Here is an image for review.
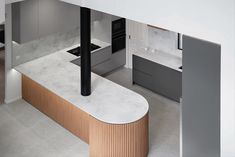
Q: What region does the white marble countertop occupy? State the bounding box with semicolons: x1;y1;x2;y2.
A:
133;48;182;72
15;40;149;124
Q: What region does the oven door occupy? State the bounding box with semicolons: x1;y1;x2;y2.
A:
112;34;126;53
112;18;126;36
0;29;4;44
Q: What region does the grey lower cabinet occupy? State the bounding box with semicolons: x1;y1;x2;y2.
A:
133;55;182;102
71;46;112;67
93;49;126;75
71;47;126;76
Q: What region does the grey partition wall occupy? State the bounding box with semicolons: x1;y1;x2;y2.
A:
182;36;220;157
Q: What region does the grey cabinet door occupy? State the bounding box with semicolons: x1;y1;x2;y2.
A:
93;48;126;75
92;46;112;67
133;55;154;75
182;35;220;157
133;69;154;91
152;63;182;102
133;54;182;102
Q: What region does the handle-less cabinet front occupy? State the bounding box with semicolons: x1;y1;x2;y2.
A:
182;36;220;157
0;0;5;24
133;55;182;102
71;46;112;68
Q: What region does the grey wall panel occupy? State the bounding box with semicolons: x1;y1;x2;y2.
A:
182;36;220;157
20;0;39;43
38;0;80;38
12;0;39;43
12;0;80;44
12;3;21;43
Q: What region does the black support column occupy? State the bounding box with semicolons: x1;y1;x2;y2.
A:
80;7;91;96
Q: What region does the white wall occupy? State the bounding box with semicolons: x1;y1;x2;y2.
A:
59;0;82;6
5;4;22;103
5;0;24;4
0;0;5;24
81;0;235;156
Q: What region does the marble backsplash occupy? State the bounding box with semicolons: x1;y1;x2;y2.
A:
12;27;80;67
147;26;182;57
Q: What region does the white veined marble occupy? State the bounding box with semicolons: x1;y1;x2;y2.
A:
15;42;149;124
133;47;182;72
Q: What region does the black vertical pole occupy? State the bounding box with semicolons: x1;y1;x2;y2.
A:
80;7;91;96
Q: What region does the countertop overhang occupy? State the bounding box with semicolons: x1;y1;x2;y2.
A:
15;40;149;124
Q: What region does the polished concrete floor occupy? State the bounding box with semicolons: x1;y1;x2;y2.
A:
0;67;179;157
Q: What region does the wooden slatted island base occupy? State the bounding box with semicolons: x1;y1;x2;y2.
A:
16;50;149;157
22;74;149;157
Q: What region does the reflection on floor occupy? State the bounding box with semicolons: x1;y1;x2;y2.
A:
0;49;4;104
0;67;179;157
0;100;89;157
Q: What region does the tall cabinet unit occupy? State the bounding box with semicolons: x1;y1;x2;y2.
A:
182;36;220;157
0;0;4;24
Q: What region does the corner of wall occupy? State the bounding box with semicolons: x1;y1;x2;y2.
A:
4;4;22;104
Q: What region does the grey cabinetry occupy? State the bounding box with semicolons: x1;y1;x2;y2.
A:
133;55;182;102
12;0;80;44
71;46;112;67
182;36;220;157
12;0;39;43
71;47;126;76
93;49;126;75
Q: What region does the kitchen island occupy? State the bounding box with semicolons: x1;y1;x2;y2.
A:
15;43;149;157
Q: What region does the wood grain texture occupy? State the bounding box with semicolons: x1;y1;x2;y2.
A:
147;24;169;31
22;75;89;143
89;113;149;157
22;75;149;156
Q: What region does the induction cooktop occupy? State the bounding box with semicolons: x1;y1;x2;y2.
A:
67;43;101;57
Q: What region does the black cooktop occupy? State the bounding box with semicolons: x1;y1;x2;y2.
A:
67;43;101;57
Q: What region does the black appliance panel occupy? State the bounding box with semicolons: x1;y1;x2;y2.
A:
112;18;126;36
112;18;126;53
112;35;126;53
0;29;4;44
67;43;100;57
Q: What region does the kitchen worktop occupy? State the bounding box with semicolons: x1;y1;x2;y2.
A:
133;48;182;72
15;41;149;124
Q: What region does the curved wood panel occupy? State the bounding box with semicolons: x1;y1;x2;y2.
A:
89;113;149;157
22;75;89;143
22;74;149;156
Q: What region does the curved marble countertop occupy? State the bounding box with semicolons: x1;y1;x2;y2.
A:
15;40;149;124
133;48;182;72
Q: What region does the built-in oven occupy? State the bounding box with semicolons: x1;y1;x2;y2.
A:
112;18;126;53
0;25;4;44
